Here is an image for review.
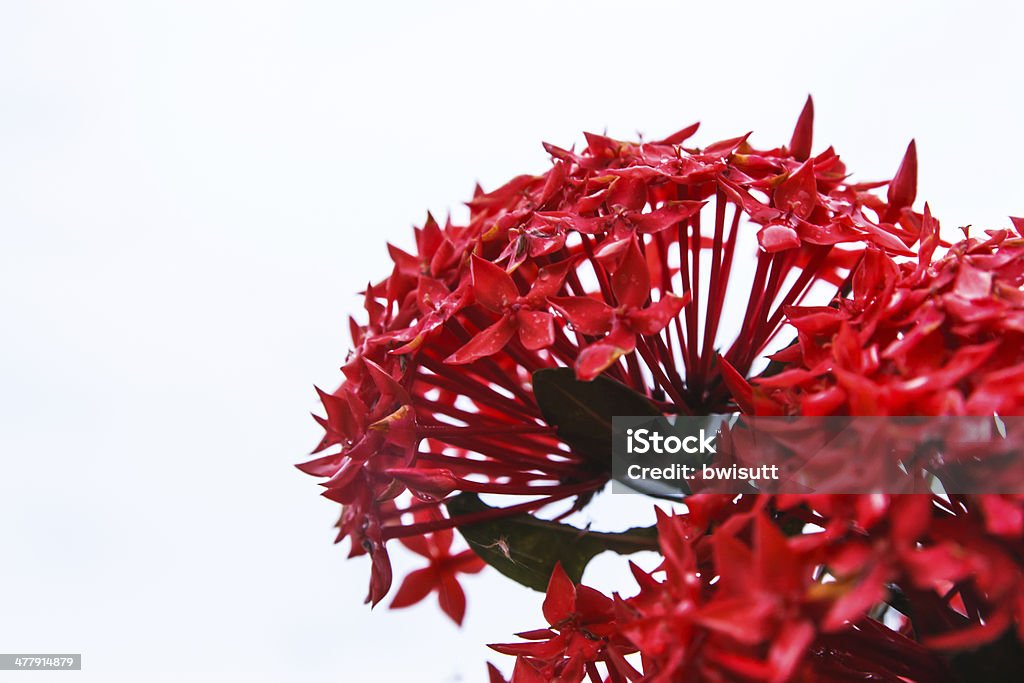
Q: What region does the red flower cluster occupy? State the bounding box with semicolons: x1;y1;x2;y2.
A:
491;498;949;682
303;98;1024;680
489;223;1024;681
389;510;485;625
494;492;1024;681
301;97;917;604
757;213;1024;416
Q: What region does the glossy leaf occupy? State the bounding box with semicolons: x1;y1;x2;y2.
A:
447;493;657;592
532;367;661;469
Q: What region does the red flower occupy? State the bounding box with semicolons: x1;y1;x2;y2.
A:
389;515;485;625
490;563;636;679
498;501;963;682
445;255;572;363
547;235;691;380
757;215;1024;416
302;96;919;610
300;96;1024;681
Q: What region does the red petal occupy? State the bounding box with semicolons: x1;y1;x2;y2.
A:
915;203;940;277
386;467;458;501
295;450;345;477
769;619;815;681
490;637;567;659
527;231;567;258
692;596;775;644
720;178;784;224
322;456;366;492
754;512;800;594
823;562;890;631
801;385;847;416
953;262;993;299
885;139;917;221
774;160;817;220
583;131;622;159
542;563;577;626
548;296;614;336
556;656;585;682
445;314;518;364
712;531;754;594
852;248;899;309
979;494;1024;537
388;242;420;274
1010;216;1024;238
574;584;614;621
576;342;628;381
757;223;802;253
703;132;751;156
889;494;932;545
390;567;438;609
431;525;455;555
363;358;410;407
788;95;814;161
510;656;550;683
398;533;432;557
611;237;651;309
524;259;573;304
471;254;518;312
592;236;632;268
416;275;452;314
900;542;974;588
628;293;690;335
537;161;567;206
717;355;754;413
487;663;509;683
833;369;883;415
437;573;468;625
516;310;555;350
606;176;647;211
793;217;862;246
653;121;700;146
313;386;360;446
784;305;843;335
429;239;457;279
555;213;608;235
452;549;487;574
514;628;557;640
632;201;707;234
367;543;393;607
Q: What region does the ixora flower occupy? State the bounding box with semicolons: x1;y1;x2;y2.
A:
303;98;1024;680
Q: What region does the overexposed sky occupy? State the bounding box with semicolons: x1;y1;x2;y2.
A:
1;2;1022;681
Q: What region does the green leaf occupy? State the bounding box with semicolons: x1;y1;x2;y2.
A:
532;367;661;472
447;492;657;592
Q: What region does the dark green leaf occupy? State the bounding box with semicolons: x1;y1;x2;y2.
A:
532;367;661;472
447;492;657;592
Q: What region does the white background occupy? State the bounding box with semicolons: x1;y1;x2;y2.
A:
1;2;1022;681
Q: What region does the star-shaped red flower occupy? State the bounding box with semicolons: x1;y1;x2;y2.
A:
389;516;485;625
